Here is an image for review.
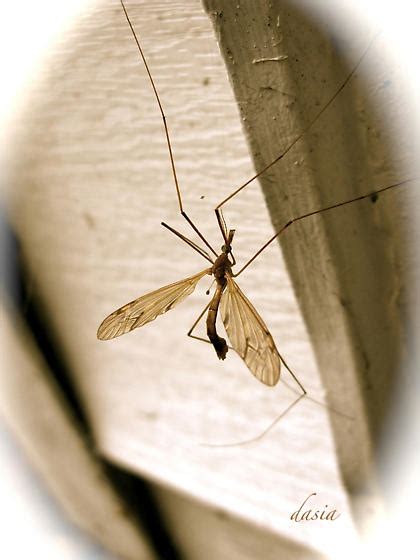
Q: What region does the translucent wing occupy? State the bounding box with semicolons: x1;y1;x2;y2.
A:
220;275;281;386
98;268;211;340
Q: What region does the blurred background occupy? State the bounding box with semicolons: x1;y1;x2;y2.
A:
1;1;419;558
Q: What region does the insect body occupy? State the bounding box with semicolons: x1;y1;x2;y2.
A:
98;226;283;386
98;1;410;402
206;236;233;362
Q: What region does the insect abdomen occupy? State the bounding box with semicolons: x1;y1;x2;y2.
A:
207;282;228;360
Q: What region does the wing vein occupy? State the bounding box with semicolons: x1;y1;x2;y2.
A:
220;275;280;386
98;268;211;340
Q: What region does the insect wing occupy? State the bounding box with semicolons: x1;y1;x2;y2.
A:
98;268;211;340
220;275;281;386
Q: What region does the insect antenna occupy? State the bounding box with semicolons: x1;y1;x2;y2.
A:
120;0;218;258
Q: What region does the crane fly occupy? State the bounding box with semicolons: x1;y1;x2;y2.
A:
98;225;285;387
98;1;411;410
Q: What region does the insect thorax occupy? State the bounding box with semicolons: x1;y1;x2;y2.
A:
212;253;232;283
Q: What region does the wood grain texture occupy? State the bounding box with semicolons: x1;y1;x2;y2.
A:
204;0;418;525
0;307;156;560
6;0;418;556
149;482;326;560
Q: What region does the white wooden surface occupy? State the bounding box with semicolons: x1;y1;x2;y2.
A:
5;0;418;557
1;307;156;559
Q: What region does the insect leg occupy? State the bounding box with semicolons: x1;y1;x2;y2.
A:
120;0;218;258
181;211;218;258
213;32;380;215
200;353;350;448
187;301;235;351
279;354;352;421
232;179;412;277
161;222;214;264
278;353;306;397
214;207;228;244
187;302;211;345
199;391;306;448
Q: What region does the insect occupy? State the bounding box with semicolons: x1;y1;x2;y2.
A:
98;1;411;410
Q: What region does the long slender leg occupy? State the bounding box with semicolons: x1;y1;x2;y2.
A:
187;302;211;344
214;207;228;244
232;179;412;277
120;0;218;258
279;353;306;397
200;352;351;448
187;301;237;351
279;354;352;420
161;222;214;264
189;305;351;421
214;32;380;213
213;208;237;265
181;211;218;259
188;308;348;447
200;390;306;448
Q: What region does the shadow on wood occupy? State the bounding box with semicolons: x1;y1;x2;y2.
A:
205;0;414;530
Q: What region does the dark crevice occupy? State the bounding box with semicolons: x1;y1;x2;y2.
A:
103;465;182;560
1;212;182;560
2;211;90;431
